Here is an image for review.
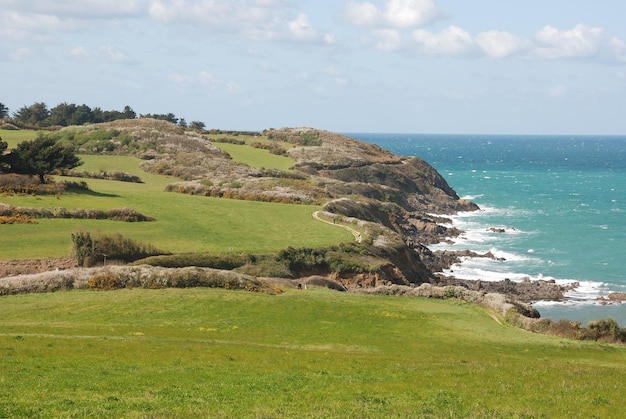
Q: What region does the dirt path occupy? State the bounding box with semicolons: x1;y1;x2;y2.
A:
312;211;362;243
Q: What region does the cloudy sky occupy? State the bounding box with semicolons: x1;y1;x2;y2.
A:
2;0;625;134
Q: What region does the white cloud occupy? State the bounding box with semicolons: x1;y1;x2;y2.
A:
475;30;530;58
0;0;146;19
288;13;316;40
607;37;626;63
412;26;474;56
384;0;439;28
344;0;440;28
287;13;335;45
149;0;332;44
534;24;603;59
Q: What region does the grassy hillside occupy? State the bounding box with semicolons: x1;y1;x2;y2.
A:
1;288;624;417
213;142;295;170
0;130;352;259
0;128;37;148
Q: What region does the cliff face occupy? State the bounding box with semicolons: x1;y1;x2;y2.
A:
260;128;477;287
281;128;477;215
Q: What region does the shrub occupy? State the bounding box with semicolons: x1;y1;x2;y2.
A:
1;203;153;222
0;174;64;195
136;253;252;270
587;318;626;342
234;260;292;278
88;273;123;291
63;170;143;183
276;246;329;276
72;231;169;267
0;214;38;224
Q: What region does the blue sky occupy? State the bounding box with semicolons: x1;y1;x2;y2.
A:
1;0;625;134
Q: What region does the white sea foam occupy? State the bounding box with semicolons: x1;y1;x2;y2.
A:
429;203;615;306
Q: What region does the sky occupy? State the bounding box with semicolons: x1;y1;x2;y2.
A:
1;0;626;135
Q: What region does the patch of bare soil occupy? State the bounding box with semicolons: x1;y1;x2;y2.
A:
0;258;76;278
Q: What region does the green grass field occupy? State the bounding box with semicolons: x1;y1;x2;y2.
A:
0;131;351;259
1;287;624;417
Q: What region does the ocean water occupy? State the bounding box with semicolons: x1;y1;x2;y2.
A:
349;133;626;325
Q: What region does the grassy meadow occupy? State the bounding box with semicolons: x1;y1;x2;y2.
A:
1;287;625;417
0;130;351;259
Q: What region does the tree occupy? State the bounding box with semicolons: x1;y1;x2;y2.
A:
122;105;136;119
12;102;50;127
0;138;8;172
190;121;206;130
69;104;94;125
0;103;8;120
7;135;82;183
141;113;179;124
47;102;77;126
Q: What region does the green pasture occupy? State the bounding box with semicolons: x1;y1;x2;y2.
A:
0;153;351;259
1;288;625;417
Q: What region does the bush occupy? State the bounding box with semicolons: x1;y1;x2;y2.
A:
276;246;329;276
0;214;38;224
63;169;143;183
1;203;154;222
587;318;626;342
0;174;65;195
88;273;123;291
136;253;252;270
72;231;169;267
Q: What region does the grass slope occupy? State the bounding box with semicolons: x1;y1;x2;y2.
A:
1;288;624;417
0;143;351;259
0;128;37;148
213;142;295;170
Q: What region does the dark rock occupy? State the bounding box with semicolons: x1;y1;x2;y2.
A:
434;276;573;302
607;292;626;301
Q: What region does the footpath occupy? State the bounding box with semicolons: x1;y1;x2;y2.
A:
312;211;362;243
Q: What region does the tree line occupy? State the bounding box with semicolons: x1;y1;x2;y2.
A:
0;101;206;130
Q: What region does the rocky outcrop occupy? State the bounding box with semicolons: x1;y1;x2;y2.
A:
433;277;578;302
354;283;540;318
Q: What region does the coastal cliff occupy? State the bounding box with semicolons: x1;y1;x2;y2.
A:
0;122;570;305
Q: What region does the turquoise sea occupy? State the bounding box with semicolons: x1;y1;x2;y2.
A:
350;133;626;325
